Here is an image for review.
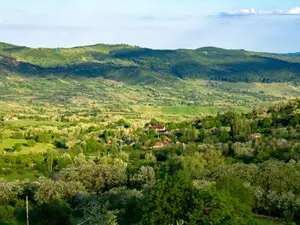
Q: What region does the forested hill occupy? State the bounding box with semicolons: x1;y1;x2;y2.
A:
1;42;300;84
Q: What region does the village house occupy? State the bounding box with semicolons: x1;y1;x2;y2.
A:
78;115;86;119
210;127;219;135
153;142;164;148
3;116;19;121
150;125;166;132
249;133;262;141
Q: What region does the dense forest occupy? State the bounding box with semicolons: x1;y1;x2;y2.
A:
0;98;300;224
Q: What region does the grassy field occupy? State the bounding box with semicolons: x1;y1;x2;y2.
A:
1;171;41;181
0;138;55;154
208;81;300;98
0;75;296;114
5;120;66;127
254;218;285;225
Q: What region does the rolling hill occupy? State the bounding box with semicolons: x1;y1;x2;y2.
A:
1;42;300;84
1;42;300;115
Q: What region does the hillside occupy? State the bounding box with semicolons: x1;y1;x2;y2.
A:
1;42;300;113
1;42;300;83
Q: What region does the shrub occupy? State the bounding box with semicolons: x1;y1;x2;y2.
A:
12;143;22;152
0;205;15;220
29;199;73;225
26;139;37;147
37;133;52;143
12;131;24;139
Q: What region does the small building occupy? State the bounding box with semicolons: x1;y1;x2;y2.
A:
249;133;262;141
150;126;166;132
210;127;218;134
153;142;164;148
3;116;18;121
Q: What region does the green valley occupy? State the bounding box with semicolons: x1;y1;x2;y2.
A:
1;42;300;225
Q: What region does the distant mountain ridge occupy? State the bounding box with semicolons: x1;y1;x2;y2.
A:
1;42;300;84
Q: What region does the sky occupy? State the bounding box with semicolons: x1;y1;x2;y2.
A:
1;0;300;53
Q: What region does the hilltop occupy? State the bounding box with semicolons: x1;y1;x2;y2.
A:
1;42;300;84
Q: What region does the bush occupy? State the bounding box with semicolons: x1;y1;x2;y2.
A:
54;139;67;149
3;169;13;175
0;205;15;220
17;169;26;175
26;139;36;147
11;131;24;139
37;133;52;143
29;199;73;225
12;143;22;152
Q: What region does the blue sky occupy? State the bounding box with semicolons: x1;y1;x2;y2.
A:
1;0;300;53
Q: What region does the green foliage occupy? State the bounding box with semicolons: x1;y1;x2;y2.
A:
216;176;253;208
82;199;118;225
12;143;22;152
0;205;15;220
85;138;103;154
140;172;193;225
140;171;254;225
0;132;4;144
26;139;36;147
11;132;24;139
0;97;300;224
37;133;52;143
29;198;73;225
149;119;160;126
2;42;300;84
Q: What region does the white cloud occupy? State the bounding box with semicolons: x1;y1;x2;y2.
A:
221;7;300;16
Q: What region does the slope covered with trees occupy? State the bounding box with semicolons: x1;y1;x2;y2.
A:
1;42;300;84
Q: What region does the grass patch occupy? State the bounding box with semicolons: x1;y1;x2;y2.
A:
161;106;216;115
0;171;41;181
253;217;285;225
6;120;66;127
0;138;55;154
0;139;27;151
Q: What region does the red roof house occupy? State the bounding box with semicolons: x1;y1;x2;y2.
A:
150;126;166;131
153;142;164;148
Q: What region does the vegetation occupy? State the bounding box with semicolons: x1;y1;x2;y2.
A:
1;42;300;84
1;42;300;115
1;42;300;224
0;97;299;224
